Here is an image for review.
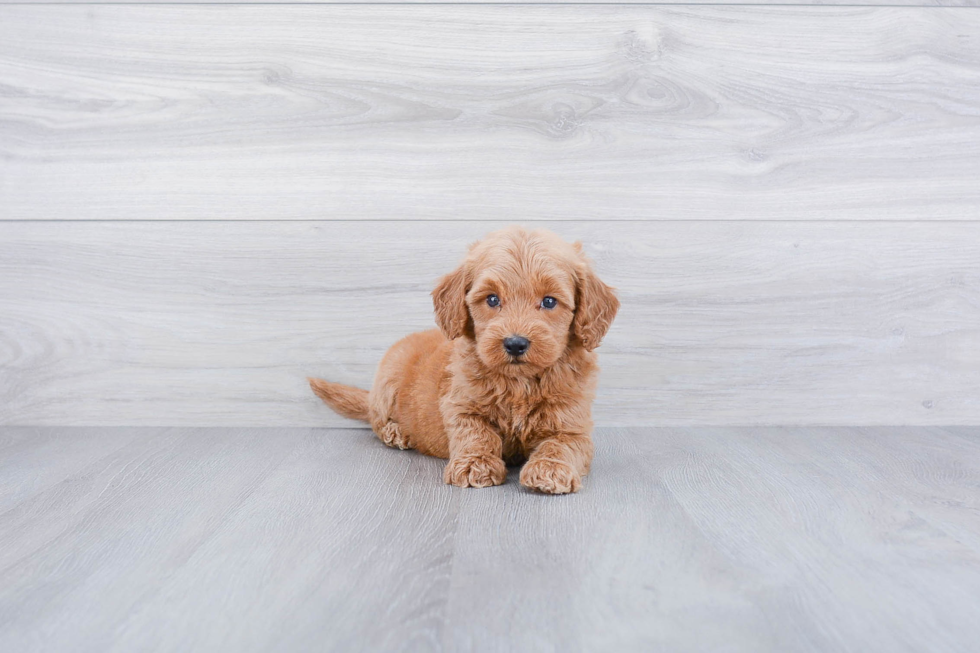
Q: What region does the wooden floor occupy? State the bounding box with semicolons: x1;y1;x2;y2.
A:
2;426;979;652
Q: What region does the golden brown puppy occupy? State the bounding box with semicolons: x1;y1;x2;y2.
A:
309;226;619;494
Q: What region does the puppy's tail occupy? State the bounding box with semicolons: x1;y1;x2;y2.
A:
307;377;370;422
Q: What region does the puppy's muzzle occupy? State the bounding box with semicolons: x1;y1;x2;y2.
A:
503;336;530;358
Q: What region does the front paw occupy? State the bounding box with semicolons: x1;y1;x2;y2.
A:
520;458;581;494
444;454;506;488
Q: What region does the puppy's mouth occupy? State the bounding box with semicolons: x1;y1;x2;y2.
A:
508;359;526;365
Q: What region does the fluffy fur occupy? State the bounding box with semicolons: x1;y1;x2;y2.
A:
309;226;619;494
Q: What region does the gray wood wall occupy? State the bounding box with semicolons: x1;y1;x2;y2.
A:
2;3;979;426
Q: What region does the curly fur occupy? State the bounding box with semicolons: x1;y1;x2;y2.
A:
309;226;619;494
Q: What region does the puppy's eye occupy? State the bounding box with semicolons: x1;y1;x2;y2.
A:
541;296;558;310
486;294;500;308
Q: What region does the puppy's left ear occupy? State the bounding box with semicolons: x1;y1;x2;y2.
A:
432;262;472;340
573;254;620;352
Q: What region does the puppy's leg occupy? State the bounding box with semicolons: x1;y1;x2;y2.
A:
368;362;411;451
443;415;507;488
520;432;593;495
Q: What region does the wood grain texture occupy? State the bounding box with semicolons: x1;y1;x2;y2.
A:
2;220;978;427
0;427;142;514
1;426;979;652
445;426;980;652
1;6;979;221
0;427;453;652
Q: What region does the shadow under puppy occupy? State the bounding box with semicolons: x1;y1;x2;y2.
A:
309;226;619;494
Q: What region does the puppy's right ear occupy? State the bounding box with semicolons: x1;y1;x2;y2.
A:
573;255;620;352
432;262;471;340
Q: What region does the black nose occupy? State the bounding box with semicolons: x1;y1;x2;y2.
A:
503;336;530;357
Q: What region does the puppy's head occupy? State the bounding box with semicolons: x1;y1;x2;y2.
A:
432;226;619;376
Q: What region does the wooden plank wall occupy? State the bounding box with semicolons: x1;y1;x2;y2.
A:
1;4;979;426
4;7;980;222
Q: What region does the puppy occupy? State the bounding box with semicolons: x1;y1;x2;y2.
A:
309;226;619;494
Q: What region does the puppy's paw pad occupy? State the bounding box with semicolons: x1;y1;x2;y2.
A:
444;454;506;488
520;459;581;494
378;422;410;450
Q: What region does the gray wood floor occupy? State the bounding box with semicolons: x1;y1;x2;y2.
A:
2;426;979;652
